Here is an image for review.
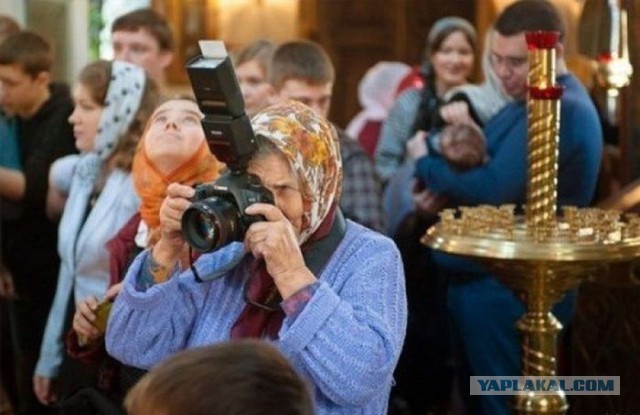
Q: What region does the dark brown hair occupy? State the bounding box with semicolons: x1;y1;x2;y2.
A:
0;31;52;78
78;60;160;171
426;17;477;57
111;8;174;52
125;340;314;415
268;40;335;90
495;0;565;41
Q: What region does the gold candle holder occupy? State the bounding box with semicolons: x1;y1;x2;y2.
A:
422;31;640;414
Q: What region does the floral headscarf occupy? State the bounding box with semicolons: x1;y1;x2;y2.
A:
251;101;342;243
231;101;343;340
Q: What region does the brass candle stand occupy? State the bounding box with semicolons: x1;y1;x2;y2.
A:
422;32;640;414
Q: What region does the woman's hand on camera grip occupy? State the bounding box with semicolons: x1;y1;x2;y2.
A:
244;203;316;299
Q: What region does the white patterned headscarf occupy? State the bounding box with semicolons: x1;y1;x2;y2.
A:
251;101;342;244
59;60;146;265
74;61;147;183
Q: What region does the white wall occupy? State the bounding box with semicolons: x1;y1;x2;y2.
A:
68;0;90;80
0;0;26;25
100;0;151;58
25;0;89;83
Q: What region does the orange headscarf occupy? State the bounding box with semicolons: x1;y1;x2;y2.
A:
132;136;221;246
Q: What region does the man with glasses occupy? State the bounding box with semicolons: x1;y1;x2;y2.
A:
414;1;602;414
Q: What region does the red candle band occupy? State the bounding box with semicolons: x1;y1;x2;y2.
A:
529;85;564;100
525;31;560;50
596;52;613;63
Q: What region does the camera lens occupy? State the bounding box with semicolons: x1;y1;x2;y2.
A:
181;197;240;252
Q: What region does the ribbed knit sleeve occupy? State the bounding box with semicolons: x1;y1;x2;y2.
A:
105;225;407;414
106;251;193;368
279;230;407;407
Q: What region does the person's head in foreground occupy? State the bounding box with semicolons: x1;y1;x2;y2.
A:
125;340;314;415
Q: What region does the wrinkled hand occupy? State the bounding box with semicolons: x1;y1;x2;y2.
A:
406;130;428;161
0;267;16;299
412;183;448;218
439;101;474;125
244;203;316;299
33;374;57;406
155;183;194;264
73;295;101;343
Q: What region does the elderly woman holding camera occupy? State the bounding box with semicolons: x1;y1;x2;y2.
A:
106;101;407;414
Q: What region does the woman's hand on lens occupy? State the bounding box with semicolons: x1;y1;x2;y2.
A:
73;295;100;341
244;203;316;299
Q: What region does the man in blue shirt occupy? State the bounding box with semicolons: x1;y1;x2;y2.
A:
414;1;603;414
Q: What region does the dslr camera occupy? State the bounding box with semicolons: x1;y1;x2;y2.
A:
181;41;274;253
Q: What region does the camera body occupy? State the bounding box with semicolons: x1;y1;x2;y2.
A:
181;40;274;252
182;171;274;252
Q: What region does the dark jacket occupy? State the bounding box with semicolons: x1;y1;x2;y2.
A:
2;82;76;296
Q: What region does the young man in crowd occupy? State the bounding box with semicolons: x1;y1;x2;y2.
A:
111;8;174;89
267;40;385;232
0;31;76;415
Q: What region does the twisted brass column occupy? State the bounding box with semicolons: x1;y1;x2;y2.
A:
514;32;567;413
526;32;560;242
